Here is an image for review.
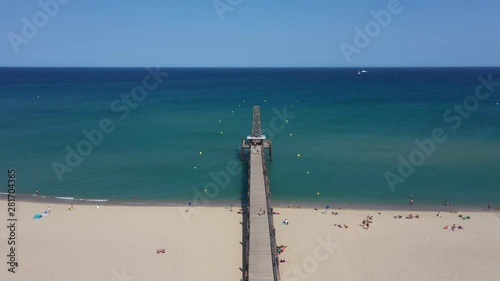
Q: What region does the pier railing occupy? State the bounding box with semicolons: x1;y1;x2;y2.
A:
261;149;280;281
243;160;251;280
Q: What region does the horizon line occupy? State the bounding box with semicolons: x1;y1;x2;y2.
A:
1;66;500;68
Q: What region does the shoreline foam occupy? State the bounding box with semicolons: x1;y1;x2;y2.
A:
1;193;497;213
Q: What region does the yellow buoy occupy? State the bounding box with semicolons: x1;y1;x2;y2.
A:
194;166;197;169
316;192;320;196
220;131;223;134
204;189;207;192
285;120;288;123
264;99;267;103
289;133;293;136
218;119;222;123
307;171;310;175
297;153;301;157
199;151;203;156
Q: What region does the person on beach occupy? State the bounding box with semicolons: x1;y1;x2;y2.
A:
409;199;414;205
47;206;50;213
436;212;441;218
35;189;39;196
96;204;100;210
487;204;491;211
230;205;233;212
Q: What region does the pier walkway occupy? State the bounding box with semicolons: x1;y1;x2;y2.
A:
242;106;279;281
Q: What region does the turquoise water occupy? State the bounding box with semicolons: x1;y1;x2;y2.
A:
1;67;499;206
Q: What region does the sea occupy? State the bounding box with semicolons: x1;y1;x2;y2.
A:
1;67;499;208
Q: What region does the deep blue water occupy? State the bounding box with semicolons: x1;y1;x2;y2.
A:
1;67;499;206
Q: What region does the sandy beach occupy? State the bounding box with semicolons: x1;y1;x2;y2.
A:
274;208;500;281
0;200;243;281
1;200;499;281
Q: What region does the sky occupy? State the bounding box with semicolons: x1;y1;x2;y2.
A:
1;0;499;67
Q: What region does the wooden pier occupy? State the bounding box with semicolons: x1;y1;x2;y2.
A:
242;106;279;281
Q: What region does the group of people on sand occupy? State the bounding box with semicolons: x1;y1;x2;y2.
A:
361;215;374;229
394;213;420;219
277;245;287;254
333;223;348;229
277;245;288;264
444;224;464;231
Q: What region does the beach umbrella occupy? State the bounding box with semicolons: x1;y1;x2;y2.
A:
326;205;330;209
33;214;42;219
